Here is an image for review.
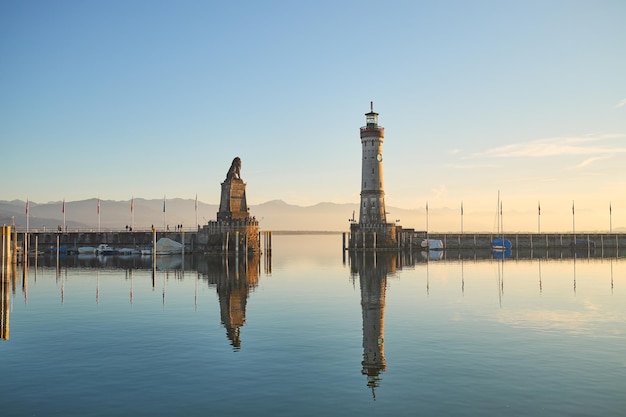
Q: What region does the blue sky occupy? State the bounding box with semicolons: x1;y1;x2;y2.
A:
2;1;625;231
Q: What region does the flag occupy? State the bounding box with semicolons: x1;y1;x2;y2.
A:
572;201;575;215
426;201;429;213
610;202;612;215
62;198;65;214
26;198;29;215
538;201;541;215
163;196;166;213
97;198;100;214
131;197;134;213
195;194;198;211
460;201;463;215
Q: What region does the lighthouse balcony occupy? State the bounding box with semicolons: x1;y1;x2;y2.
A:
360;126;384;136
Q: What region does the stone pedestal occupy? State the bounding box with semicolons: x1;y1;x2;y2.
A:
217;178;249;221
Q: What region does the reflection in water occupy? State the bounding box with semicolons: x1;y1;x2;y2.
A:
1;262;11;341
611;259;614;293
196;254;260;351
7;252;266;351
350;251;398;399
2;234;625;416
539;258;542;293
6;246;620;357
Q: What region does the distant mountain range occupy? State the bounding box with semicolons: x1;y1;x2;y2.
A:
1;198;623;233
0;198;368;232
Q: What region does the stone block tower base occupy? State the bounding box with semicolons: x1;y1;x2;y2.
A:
349;223;399;250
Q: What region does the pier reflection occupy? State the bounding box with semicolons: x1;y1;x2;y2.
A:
437;246;622;260
4;252;266;349
1;262;11;341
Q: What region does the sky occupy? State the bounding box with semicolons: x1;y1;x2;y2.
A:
1;0;625;232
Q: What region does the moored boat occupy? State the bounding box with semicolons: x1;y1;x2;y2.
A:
95;244;117;255
421;239;444;250
491;237;512;251
491;190;513;252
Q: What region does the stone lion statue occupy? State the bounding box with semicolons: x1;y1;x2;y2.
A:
226;157;242;180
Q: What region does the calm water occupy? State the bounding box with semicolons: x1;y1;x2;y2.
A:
1;235;625;416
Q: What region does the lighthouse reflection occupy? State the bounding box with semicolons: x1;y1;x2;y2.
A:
350;251;398;399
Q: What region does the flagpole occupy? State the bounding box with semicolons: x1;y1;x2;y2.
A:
98;197;101;233
63;198;66;231
26;198;29;234
538;201;541;234
426;201;429;242
195;194;198;231
572;200;576;243
163;195;166;231
131;197;135;231
609;202;612;234
461;200;463;234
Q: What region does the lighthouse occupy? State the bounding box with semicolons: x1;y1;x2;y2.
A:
359;102;387;225
349;103;400;250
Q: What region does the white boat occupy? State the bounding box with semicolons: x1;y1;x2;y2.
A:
141;247;152;256
95;244;117;255
78;246;96;254
155;237;183;255
421;239;444;250
421;250;444;260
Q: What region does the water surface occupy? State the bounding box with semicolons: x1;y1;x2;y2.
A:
1;235;624;416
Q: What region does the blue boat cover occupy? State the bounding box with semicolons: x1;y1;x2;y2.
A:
491;237;512;249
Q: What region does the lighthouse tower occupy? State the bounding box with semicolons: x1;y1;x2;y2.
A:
359;102;387;225
350;103;399;249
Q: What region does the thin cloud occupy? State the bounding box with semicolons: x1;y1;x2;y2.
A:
615;98;626;109
444;162;500;169
573;155;612;169
469;134;626;159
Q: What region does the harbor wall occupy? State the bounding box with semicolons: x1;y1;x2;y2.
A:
346;230;626;252
12;230;626;254
423;232;625;249
18;224;262;254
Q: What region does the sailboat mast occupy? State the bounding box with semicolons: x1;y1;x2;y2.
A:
500;201;504;239
497;190;501;236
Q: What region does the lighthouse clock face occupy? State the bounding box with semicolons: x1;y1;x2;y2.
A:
376;153;382;162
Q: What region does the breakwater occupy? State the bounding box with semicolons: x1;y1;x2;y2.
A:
4;229;626;256
25;230;625;251
2;227;271;261
344;230;625;253
423;232;624;250
25;230;194;252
